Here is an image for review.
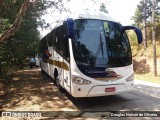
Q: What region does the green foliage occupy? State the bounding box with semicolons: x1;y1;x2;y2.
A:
0;0;23;17
0;0;24;33
131;6;143;28
131;0;160;59
0;1;15;74
126;30;138;46
99;3;108;14
131;0;160;28
127;30;143;57
127;29;160;58
0;38;19;83
0;19;11;33
0;0;41;80
0;0;67;82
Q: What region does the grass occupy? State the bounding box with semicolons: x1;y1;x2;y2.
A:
135;73;160;84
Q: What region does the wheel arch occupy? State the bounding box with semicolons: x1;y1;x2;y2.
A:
54;68;58;79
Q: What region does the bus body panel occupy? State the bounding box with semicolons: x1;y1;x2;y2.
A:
42;46;71;93
69;38;134;97
41;62;50;74
70;66;134;97
48;46;54;77
87;83;132;97
70;80;133;97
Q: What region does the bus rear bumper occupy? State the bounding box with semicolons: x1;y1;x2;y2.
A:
87;83;133;97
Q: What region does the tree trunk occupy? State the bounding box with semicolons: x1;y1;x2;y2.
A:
0;0;34;43
143;0;147;51
152;0;157;76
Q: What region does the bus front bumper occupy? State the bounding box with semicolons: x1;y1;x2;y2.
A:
87;84;132;97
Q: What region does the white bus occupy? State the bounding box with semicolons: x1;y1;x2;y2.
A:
39;10;142;97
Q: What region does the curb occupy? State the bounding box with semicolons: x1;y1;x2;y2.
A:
134;79;160;88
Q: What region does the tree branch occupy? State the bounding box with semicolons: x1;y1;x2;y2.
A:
0;0;35;43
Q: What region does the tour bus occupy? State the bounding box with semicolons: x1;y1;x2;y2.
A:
39;10;142;97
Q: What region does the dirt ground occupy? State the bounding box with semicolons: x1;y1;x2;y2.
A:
0;67;85;119
1;67;77;112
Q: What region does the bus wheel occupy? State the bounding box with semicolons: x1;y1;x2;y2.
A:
55;76;64;92
41;68;44;73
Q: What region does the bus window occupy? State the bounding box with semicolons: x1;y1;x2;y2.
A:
53;25;70;61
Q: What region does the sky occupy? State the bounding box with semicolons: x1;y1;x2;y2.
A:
107;0;141;25
65;0;141;25
39;0;141;37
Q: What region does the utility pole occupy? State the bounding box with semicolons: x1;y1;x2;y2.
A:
143;0;147;51
152;0;157;76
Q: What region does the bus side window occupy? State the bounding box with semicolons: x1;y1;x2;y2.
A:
59;25;70;61
52;30;54;47
63;35;69;60
53;25;70;61
41;37;48;59
57;26;63;53
48;31;53;47
62;24;70;60
54;28;59;51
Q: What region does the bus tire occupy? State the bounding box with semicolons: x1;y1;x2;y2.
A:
54;70;64;92
41;68;45;73
55;76;64;92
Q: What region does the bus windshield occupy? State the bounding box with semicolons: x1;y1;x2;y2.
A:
72;19;132;68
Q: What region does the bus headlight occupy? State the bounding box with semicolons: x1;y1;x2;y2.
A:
126;74;134;81
72;75;92;85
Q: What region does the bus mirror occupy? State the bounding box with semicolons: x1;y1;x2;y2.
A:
122;26;143;44
66;18;75;39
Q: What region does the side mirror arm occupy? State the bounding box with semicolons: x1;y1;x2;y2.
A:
122;26;143;44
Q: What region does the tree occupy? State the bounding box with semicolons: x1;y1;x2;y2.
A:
99;3;108;13
0;0;66;43
131;0;160;49
0;0;33;43
152;0;157;76
131;0;160;28
0;0;41;74
0;0;67;81
131;0;160;77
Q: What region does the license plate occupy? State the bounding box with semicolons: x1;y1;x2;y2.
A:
105;87;116;92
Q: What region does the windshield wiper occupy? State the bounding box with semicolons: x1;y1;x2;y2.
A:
91;33;104;65
100;32;104;57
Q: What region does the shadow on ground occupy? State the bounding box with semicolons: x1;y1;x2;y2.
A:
2;67;76;111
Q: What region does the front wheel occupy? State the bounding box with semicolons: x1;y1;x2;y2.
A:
55;76;64;92
41;68;45;73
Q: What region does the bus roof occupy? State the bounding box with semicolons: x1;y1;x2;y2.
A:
41;10;120;39
68;9;120;23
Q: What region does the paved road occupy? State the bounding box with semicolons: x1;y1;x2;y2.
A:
56;77;160;119
49;73;160;119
